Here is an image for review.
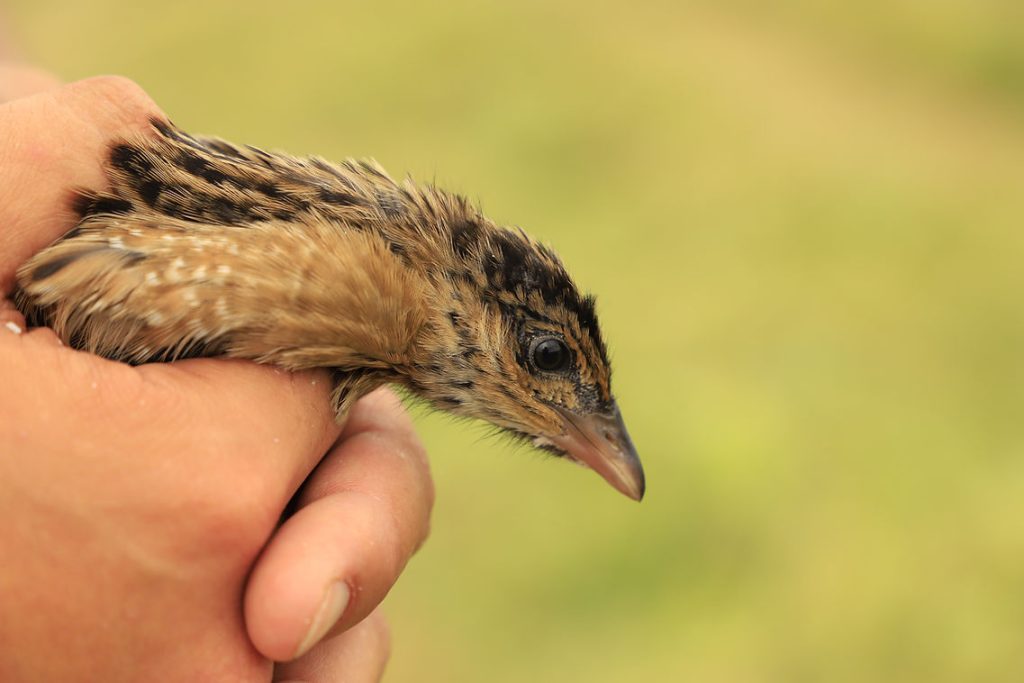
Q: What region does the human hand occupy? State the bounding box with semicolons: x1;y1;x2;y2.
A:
0;73;433;682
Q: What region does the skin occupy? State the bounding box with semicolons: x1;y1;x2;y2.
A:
0;73;434;682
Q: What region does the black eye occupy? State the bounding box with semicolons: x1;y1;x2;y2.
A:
530;336;572;373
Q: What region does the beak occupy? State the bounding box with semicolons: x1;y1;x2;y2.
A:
550;402;646;501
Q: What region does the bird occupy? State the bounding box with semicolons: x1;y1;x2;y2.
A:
13;118;645;500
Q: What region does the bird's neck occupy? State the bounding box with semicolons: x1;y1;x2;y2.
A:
219;215;475;416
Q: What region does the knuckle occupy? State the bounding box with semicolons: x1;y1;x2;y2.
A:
70;75;138;100
74;74;147;102
66;75;163;128
400;440;434;547
356;432;434;553
360;491;409;576
362;432;434;555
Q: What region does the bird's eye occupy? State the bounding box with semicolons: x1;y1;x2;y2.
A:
530;336;572;373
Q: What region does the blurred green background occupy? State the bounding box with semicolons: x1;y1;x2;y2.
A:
8;1;1024;680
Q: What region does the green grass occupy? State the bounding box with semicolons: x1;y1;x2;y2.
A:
8;1;1024;680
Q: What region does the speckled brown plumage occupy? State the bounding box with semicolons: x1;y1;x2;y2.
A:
14;119;644;499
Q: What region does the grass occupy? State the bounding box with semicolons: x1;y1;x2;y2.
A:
8;1;1024;680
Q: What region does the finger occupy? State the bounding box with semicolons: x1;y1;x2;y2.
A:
134;358;343;500
273;609;390;683
0;75;162;292
0;63;61;103
244;388;433;661
2;316;342;522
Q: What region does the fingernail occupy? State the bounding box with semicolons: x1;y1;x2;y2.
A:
295;581;350;658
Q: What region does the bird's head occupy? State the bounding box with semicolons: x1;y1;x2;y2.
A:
400;206;645;500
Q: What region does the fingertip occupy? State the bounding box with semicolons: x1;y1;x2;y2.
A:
245;491;402;663
244;394;433;659
293;580;351;659
273;609;391;682
245;496;358;661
